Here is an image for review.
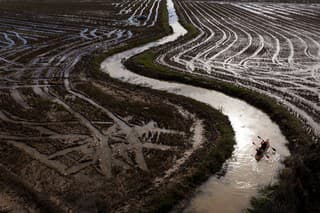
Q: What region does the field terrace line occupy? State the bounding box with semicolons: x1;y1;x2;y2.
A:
115;0;161;26
157;0;320;138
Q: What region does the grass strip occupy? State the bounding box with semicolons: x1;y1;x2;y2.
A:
84;1;236;211
124;1;319;212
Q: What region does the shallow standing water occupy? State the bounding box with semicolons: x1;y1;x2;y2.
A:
101;0;290;212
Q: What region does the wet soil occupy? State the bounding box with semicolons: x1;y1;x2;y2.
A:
0;1;228;211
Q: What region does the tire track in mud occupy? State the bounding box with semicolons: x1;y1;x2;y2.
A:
100;1;292;211
0;2;207;210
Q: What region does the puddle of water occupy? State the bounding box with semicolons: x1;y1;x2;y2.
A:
101;0;290;212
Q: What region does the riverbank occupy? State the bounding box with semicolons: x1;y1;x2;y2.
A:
0;0;236;212
125;0;320;212
76;56;235;211
84;1;235;212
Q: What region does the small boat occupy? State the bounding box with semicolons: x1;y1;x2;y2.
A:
255;140;270;161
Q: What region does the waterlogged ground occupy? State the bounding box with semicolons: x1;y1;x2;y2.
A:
0;0;223;212
101;0;290;211
0;0;317;212
157;0;320;138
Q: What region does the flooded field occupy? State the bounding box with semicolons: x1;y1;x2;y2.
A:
102;0;290;211
0;0;319;212
0;0;225;211
157;0;320;138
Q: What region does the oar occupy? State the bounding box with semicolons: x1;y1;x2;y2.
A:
257;136;277;152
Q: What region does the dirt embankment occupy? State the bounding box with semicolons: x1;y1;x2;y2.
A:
125;0;320;212
0;53;234;212
0;0;234;211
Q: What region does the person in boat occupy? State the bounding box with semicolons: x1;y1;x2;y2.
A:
256;139;270;156
256;139;270;158
260;139;270;151
256;148;263;157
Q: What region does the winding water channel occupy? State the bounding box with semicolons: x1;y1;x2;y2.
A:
101;0;290;212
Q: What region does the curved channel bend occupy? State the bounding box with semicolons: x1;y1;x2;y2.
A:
101;0;290;212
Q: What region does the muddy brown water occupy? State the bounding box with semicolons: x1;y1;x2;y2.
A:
101;0;290;212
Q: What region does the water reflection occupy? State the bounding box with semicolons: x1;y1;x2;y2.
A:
101;0;290;212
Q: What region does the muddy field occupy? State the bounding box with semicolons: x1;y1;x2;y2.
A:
157;0;320;138
2;0;319;211
0;0;226;212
